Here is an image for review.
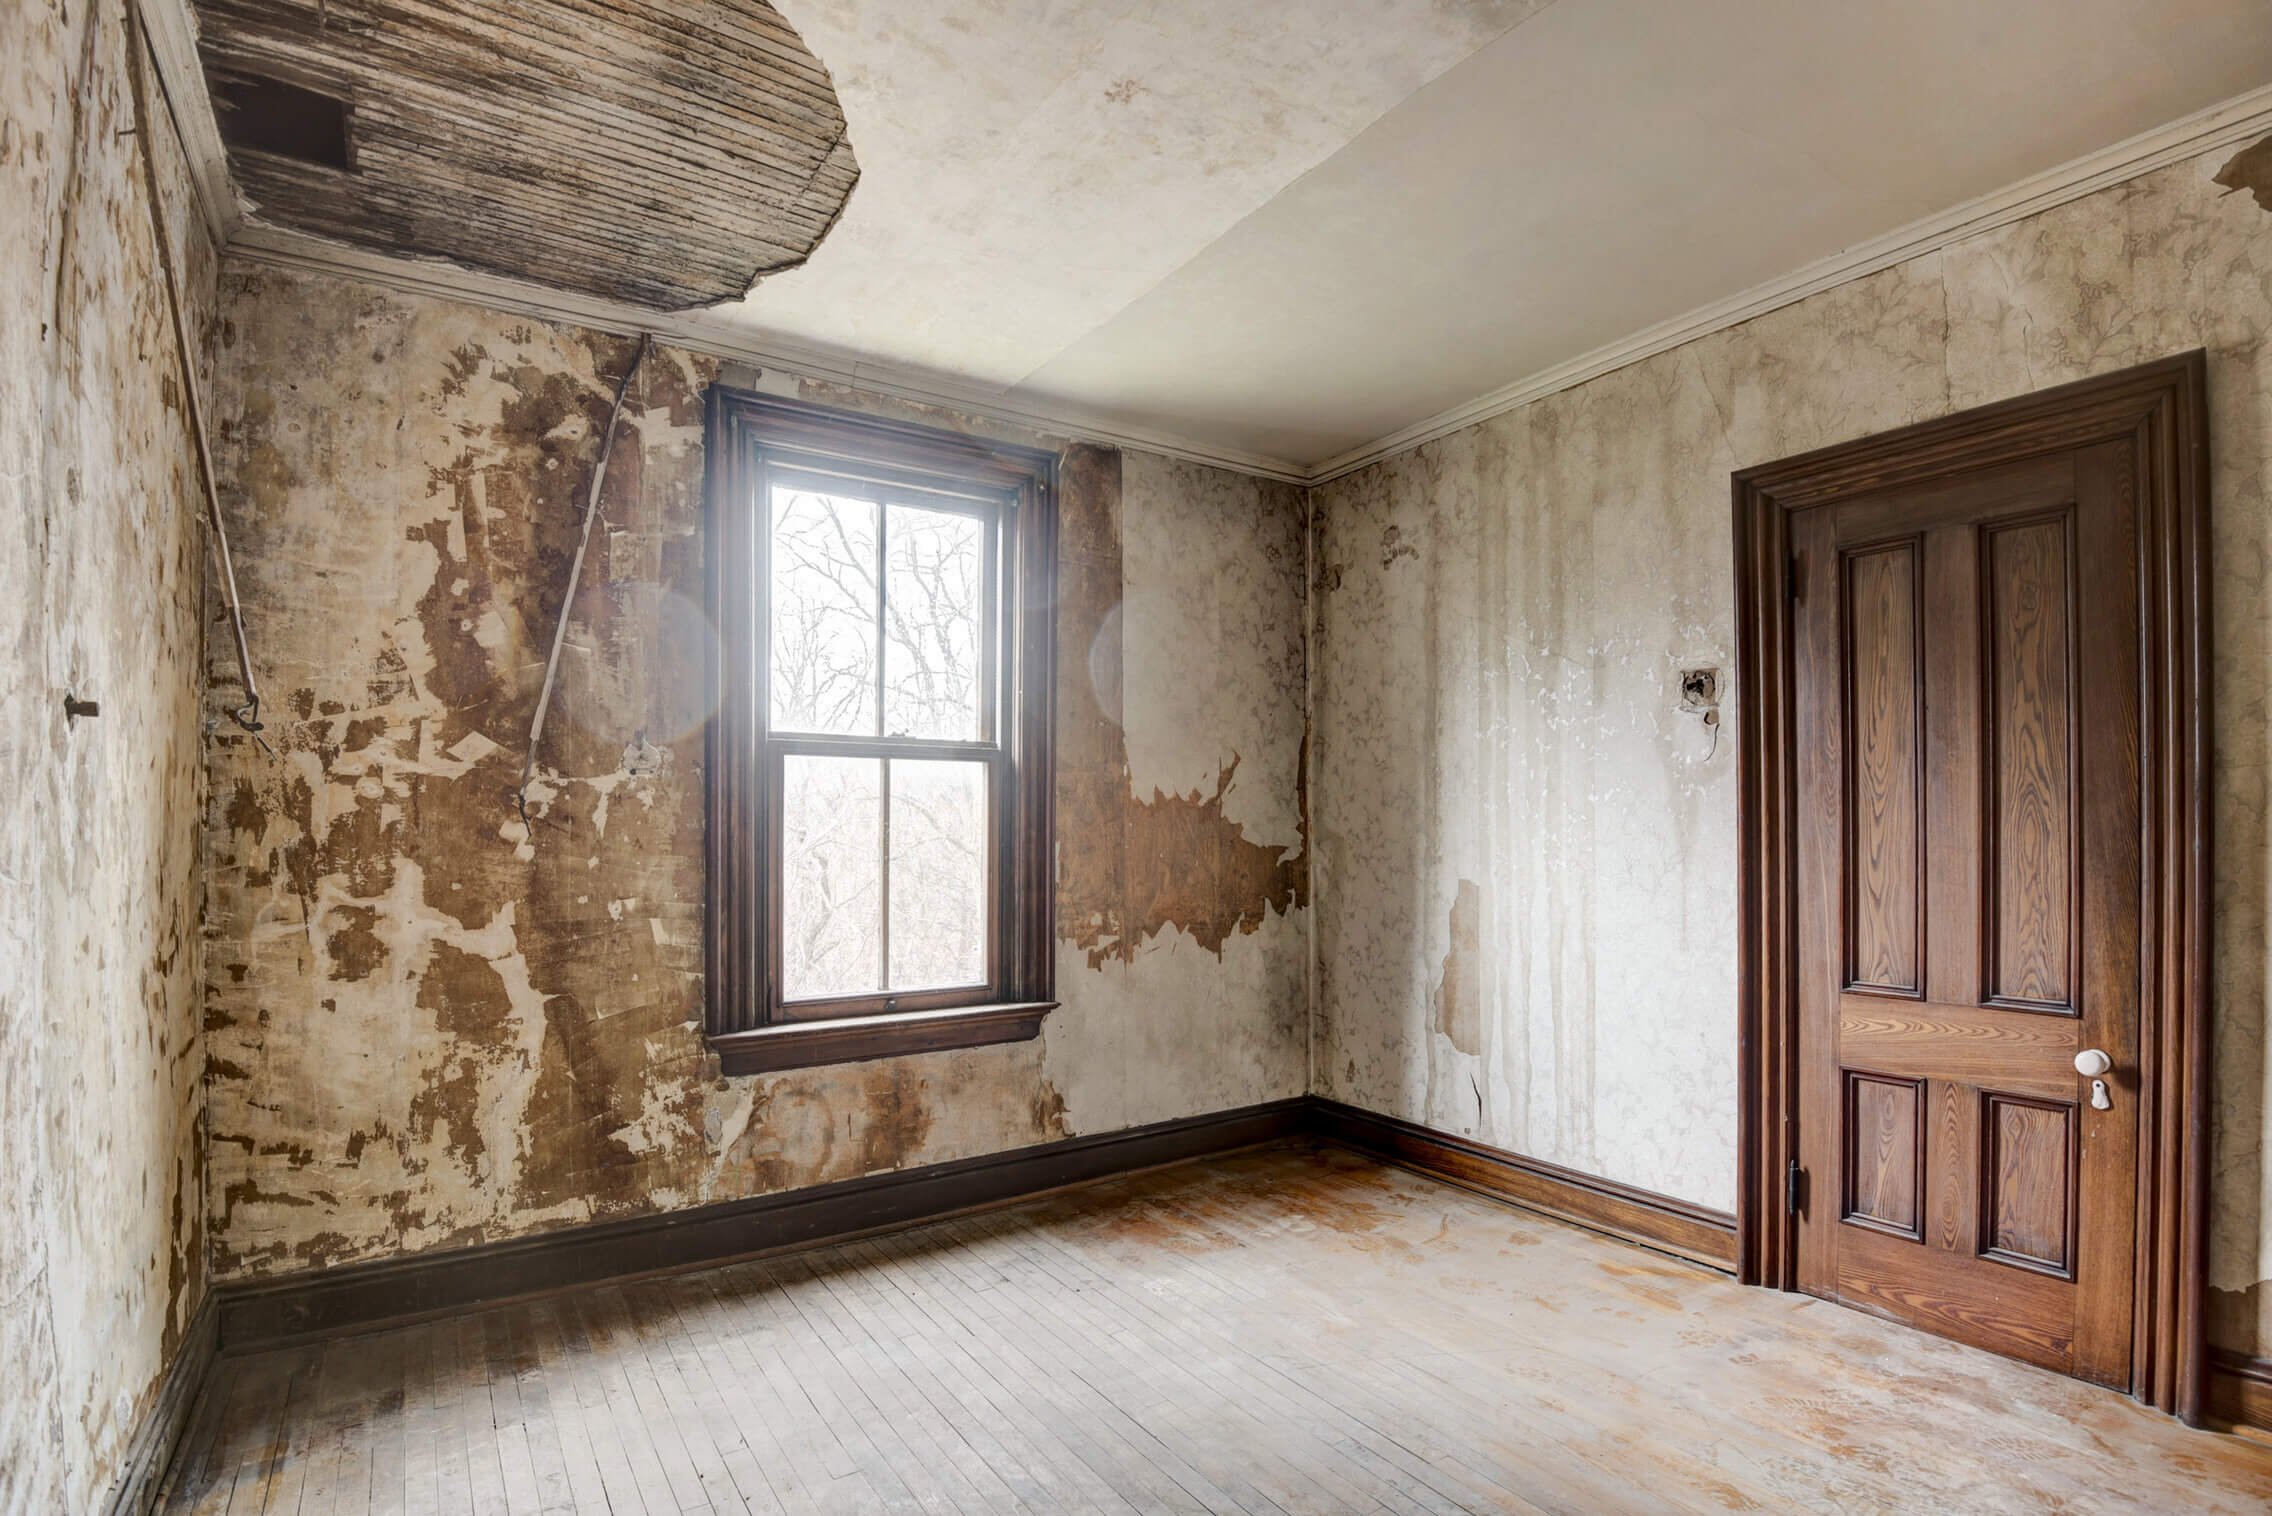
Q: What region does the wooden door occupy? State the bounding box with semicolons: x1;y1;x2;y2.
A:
1791;443;2141;1383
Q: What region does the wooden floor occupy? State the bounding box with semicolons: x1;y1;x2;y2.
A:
158;1144;2272;1514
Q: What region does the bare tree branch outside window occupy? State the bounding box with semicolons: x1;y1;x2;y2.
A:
771;488;990;999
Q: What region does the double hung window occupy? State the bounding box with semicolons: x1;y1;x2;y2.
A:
704;393;1056;1073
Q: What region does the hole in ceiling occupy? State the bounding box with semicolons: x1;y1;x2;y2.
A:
214;74;353;170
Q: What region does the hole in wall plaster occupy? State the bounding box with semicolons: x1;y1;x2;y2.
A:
1678;667;1723;758
621;731;663;777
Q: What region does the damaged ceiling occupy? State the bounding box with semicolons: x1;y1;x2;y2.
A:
725;0;2272;467
191;0;857;309
174;0;2272;469
726;0;1557;395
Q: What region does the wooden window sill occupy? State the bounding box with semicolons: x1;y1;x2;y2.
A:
708;1001;1057;1076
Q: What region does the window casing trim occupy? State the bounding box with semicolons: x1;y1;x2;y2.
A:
704;389;1057;1074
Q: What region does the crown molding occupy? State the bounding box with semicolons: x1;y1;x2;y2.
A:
222;220;1316;483
135;0;2272;493
133;0;242;247
1303;78;2272;485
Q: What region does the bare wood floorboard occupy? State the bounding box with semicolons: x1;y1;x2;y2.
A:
157;1144;2272;1514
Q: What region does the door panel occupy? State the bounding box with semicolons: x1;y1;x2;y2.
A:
1843;1071;1924;1237
1983;514;2077;1011
1794;448;2141;1387
1982;1093;2077;1275
1842;542;1924;996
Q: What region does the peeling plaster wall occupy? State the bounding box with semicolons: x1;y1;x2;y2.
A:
1308;138;2272;1358
200;268;1310;1280
1042;448;1311;1130
2;1;217;1510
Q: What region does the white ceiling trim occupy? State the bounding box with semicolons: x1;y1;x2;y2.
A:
1303;77;2272;484
133;0;242;247
141;0;2272;490
222;220;1316;483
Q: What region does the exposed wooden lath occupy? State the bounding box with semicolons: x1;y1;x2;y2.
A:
191;0;858;310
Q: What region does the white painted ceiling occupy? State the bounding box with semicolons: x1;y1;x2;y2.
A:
735;0;2272;472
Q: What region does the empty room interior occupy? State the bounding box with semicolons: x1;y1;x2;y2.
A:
15;0;2272;1510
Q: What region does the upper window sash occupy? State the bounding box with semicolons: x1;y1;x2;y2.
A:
760;460;1007;749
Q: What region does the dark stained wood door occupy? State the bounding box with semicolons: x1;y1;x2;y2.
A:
1792;442;2141;1384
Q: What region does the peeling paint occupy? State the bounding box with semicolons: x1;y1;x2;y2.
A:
1060;754;1307;970
1054;445;1308;975
1309;139;2272;1362
1432;880;1483;1057
1;0;217;1505
199;278;742;1275
2214;132;2272;213
201;271;1309;1283
1037;445;1312;1136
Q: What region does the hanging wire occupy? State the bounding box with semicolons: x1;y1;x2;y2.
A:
517;333;652;841
126;1;272;755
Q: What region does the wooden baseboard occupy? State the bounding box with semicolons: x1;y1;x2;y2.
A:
213;1098;1312;1351
101;1295;218;1516
1310;1098;1739;1272
210;1095;1741;1352
2208;1350;2272;1438
166;1092;2248;1460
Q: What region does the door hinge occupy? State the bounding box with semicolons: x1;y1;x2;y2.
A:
1786;1158;1804;1216
1786;554;1803;603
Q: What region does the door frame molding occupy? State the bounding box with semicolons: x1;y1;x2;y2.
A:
1731;351;2212;1420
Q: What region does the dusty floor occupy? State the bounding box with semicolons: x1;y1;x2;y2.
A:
157;1144;2272;1513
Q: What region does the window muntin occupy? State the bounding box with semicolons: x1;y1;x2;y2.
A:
766;479;997;744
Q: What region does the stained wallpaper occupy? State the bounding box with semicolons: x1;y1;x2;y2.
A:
1308;134;2272;1355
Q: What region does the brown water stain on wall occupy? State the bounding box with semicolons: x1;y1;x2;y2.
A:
2214;133;2272;213
205;278;1096;1281
1054;445;1308;971
715;1055;1065;1197
204;295;725;1274
417;943;515;1045
406;1054;489;1181
1114;755;1306;962
326;905;386;982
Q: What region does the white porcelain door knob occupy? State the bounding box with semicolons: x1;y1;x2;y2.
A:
2074;1049;2112;1077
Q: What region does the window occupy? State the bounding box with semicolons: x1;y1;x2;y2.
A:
705;392;1057;1073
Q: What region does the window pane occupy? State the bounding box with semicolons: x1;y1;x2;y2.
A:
770;487;879;735
782;756;883;1000
883;502;985;740
888;759;988;990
